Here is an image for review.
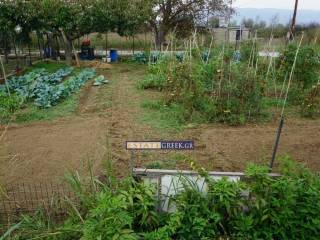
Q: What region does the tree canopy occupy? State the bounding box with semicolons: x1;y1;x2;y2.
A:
0;0;152;64
150;0;233;45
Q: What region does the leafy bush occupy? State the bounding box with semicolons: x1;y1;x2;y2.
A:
301;82;320;117
137;57;172;90
278;43;320;90
275;44;320;118
7;157;320;239
82;191;138;240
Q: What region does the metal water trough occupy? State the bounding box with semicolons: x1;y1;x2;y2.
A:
133;168;280;212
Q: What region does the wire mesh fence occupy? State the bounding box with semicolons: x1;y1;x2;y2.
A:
0;182;75;231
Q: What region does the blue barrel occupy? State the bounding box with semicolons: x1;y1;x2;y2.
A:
109;49;118;62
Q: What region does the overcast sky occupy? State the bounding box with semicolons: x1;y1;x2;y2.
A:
233;0;320;10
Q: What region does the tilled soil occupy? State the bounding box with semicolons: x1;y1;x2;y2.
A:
1;116;107;184
1;64;319;185
183;119;320;172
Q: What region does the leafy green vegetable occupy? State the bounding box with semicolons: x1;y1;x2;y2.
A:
93;75;109;86
34;68;96;108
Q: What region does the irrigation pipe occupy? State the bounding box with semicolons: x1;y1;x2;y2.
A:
269;33;304;172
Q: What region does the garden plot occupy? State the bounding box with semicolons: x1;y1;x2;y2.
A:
1;67;96;111
1;63;320;186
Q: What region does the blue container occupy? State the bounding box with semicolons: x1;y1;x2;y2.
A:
109;49;118;62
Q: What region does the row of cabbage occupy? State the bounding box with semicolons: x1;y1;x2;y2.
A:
35;69;96;107
0;67;96;108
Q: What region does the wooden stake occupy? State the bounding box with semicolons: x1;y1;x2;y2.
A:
0;55;11;96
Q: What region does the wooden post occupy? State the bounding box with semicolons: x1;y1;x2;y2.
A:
28;43;32;66
130;151;135;176
0;55;11;96
287;0;299;41
105;32;108;57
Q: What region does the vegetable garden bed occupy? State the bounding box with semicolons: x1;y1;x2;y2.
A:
0;64;97;122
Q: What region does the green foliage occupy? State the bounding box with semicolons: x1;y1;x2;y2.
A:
14;95;77;123
140;46;264;125
138;74;166;90
139;42;320;123
82;191;138;240
278;43;320;90
132;52;149;64
33;67;75;107
7;157;320;239
0;92;22;122
240;40;259;63
276;43;320;118
301;82;320;117
35;68;95;108
0;66;95;122
141;100;189;130
0;67;95;109
137;56;173;90
3;67;73;103
7;69;47;99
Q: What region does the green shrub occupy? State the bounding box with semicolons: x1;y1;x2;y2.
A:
0;92;22;122
137;74;166;90
7;157;320;239
301;82;320;118
82;191;138;240
145;51;264;125
278;44;319;90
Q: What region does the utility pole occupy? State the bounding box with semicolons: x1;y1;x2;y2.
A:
287;0;299;41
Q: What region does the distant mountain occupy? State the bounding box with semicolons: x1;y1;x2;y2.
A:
232;8;320;25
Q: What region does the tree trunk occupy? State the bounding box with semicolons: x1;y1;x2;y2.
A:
36;32;43;60
154;28;166;49
65;39;73;66
55;36;61;58
14;42;19;71
28;43;32;66
105;33;108;57
4;40;9;64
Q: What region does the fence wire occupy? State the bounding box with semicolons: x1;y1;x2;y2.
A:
0;182;75;231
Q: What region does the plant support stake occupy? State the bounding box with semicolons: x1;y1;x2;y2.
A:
270;117;284;172
269;33;304;172
0;55;11;96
